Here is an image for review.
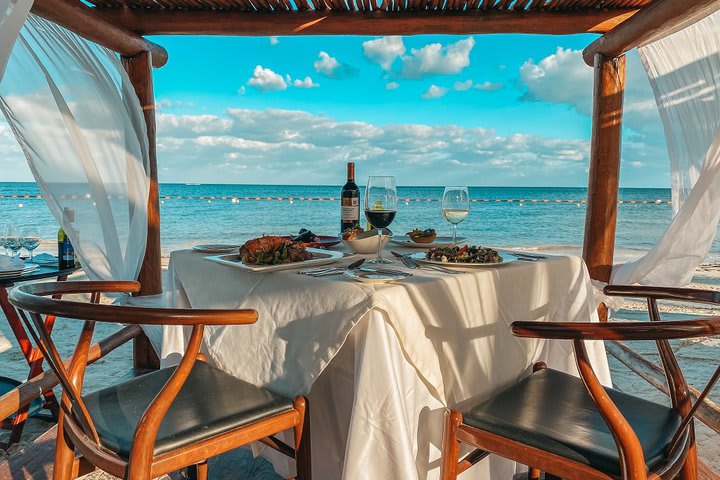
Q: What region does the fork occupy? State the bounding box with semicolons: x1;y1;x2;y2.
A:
300;258;366;276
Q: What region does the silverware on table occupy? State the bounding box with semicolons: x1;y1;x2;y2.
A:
299;258;366;277
390;251;459;274
503;250;548;260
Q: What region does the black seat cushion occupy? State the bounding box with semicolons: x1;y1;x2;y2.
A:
463;368;681;478
79;361;293;458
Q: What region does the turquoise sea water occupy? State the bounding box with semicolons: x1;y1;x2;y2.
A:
2;182;717;261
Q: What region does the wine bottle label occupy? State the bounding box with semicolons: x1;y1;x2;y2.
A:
341;205;359;221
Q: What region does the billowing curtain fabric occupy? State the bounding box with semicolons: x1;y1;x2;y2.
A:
612;11;720;286
0;0;31;77
0;14;150;281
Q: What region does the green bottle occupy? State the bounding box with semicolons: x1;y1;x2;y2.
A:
57;208;76;269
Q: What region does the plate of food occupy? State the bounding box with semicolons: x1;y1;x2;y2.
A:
412;245;516;267
204;236;343;272
283;229;341;249
390;229;466;249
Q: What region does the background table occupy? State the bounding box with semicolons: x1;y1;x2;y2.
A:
155;249;611;479
0;262;79;447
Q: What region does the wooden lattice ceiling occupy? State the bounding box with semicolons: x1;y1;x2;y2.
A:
82;0;656;14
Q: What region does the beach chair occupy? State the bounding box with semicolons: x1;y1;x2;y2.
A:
8;280;311;480
440;285;720;480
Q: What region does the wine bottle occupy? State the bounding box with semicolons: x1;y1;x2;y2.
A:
57;207;77;269
340;162;360;233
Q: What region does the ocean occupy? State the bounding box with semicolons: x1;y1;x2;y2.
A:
1;182;716;260
1;182;718;465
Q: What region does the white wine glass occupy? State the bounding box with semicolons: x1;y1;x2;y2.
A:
442;186;470;245
20;227;41;262
364;176;397;264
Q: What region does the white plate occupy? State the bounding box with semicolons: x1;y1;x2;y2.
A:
204;248;344;273
390;236;467;249
193;244;240;254
0;264;38;276
343;269;411;284
411;252;516;268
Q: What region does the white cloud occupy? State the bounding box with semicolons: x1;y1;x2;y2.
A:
362;36;406;71
475;81;503;91
520;48;594;115
269;36;279;45
247;65;287;92
147;107;599;185
518;47;661;132
401;37;475;79
293;76;320;89
451;80;503;92
421;85;447;99
156;99;196;110
385;81;400;90
313;51;351;78
453;80;473;91
0;103;668;186
238;86;246;95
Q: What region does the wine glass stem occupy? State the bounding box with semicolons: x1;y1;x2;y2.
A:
376;231;382;262
452;224;458;245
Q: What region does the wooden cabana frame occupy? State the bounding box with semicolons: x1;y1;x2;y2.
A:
5;2;720;476
23;0;712;364
0;0;720;480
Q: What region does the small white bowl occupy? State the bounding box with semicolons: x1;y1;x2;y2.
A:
342;231;392;254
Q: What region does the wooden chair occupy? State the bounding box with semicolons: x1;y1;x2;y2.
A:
440;285;720;480
8;280;311;480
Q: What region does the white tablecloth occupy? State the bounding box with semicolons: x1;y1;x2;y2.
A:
155;249;611;479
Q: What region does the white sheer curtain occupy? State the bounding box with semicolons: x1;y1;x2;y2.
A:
0;14;150;281
611;11;720;286
0;0;31;78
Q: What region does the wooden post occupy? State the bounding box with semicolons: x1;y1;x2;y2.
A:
123;51;161;370
583;53;625;322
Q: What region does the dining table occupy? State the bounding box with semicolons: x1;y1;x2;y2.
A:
0;260;81;447
151;245;611;480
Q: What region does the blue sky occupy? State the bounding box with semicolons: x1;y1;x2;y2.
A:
3;33;669;187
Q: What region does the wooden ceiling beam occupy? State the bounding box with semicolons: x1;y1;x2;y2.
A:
95;9;640;36
31;0;168;67
583;0;719;65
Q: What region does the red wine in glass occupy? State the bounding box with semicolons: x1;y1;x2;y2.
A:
365;210;396;229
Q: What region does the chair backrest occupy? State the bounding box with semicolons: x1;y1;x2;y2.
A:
9;280;258;466
602;286;720;478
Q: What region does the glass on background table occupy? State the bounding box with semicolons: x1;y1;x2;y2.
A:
3;223;43;261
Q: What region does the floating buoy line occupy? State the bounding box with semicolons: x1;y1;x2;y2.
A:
0;194;672;206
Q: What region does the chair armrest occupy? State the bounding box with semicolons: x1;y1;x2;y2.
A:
20;280;141;296
604;284;720;305
9;285;258;325
511;318;720;341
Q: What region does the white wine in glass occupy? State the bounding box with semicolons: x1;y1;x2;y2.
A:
442;187;470;244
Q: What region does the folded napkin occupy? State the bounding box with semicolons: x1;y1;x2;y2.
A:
33;252;58;266
0;254;25;272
